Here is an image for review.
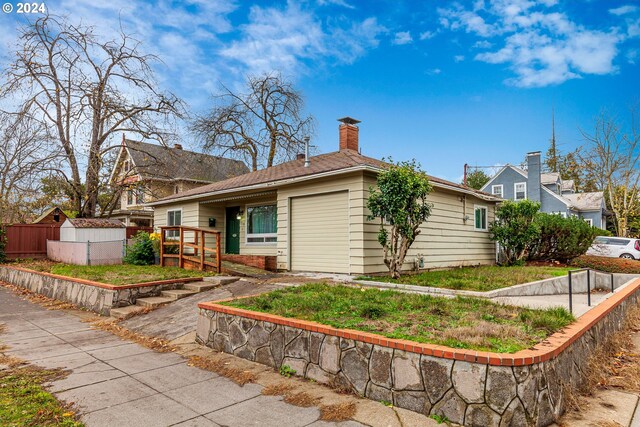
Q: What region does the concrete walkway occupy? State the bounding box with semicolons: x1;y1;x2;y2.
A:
0;286;364;427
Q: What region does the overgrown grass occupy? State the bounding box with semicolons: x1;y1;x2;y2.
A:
0;365;83;426
357;265;572;292
11;260;213;285
572;255;640;274
223;283;574;353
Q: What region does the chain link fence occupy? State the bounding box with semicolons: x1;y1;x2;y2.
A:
47;240;125;265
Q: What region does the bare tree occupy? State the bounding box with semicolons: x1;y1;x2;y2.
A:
193;73;315;171
0;15;184;218
0;111;61;223
579;108;640;237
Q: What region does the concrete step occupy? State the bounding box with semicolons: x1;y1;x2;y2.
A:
202;276;240;286
110;305;148;319
183;282;221;292
161;289;199;300
136;296;174;308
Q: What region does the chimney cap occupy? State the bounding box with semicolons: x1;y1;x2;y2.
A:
338;116;361;126
527;151;541;156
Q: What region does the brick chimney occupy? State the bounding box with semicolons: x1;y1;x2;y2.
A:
174;143;183;150
338;117;361;151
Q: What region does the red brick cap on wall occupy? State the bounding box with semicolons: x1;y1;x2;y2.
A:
198;278;640;367
2;266;203;290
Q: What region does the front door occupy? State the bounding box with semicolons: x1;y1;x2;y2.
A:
225;207;241;254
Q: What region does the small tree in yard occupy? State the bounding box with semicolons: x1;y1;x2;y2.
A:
367;160;433;279
489;200;540;266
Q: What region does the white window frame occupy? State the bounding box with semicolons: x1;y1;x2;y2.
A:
126;189;134;206
491;184;503;198
474;205;488;232
167;208;182;238
245;203;277;245
514;182;527;200
584;218;593;226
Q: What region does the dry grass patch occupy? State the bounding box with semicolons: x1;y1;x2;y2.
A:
319;402;357;422
187;355;257;385
262;382;295;396
90;319;176;353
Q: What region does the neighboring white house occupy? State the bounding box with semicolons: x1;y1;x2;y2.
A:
60;218;126;242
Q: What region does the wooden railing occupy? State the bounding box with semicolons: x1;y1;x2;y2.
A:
159;226;221;272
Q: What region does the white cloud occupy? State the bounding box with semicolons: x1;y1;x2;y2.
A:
627;48;639;64
419;30;435;40
426;68;442;75
454;55;465;62
317;0;355;9
609;5;639;16
439;0;626;87
393;31;413;45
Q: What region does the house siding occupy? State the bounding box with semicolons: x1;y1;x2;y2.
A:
579;210;605;229
362;173;496;273
482;167;528;200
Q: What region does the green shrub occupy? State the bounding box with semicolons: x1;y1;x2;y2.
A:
489;200;540;266
593;228;613;237
124;232;155;265
0;226;6;263
527;214;597;263
571;255;640;274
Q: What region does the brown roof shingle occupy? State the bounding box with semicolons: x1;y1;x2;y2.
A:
152;149;497;204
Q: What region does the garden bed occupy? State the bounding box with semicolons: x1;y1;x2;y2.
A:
572;255;640;274
221;283;573;353
7;259;213;285
356;265;570;292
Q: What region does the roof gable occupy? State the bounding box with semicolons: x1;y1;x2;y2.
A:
113;140;249;184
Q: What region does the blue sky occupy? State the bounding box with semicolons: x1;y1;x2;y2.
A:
1;0;639;182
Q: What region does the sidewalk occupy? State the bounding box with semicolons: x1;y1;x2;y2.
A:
0;286;363;427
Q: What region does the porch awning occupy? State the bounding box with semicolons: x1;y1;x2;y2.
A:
199;191;277;204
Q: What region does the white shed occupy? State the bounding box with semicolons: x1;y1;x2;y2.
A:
60;218;126;242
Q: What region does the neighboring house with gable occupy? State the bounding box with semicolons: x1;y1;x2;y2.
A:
108;139;248;227
480;151;608;229
148;117;502;274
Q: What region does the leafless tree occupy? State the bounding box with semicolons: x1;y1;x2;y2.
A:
0;15;184;218
579;107;640;237
0;111;62;223
193;72;315;171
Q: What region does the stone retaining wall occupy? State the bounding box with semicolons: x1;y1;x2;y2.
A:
0;266;199;316
197;278;640;426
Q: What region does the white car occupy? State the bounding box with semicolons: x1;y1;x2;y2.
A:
587;236;640;260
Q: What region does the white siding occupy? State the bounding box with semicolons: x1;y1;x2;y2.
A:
75;228;126;242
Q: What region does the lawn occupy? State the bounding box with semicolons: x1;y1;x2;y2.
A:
223;283;574;353
11;260;213;286
0;364;83;426
357;265;572;292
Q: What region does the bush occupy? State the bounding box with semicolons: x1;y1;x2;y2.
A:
527;214;597;263
124;231;155;265
489;200;540;266
593;228;613;237
0;226;6;263
571;255;640;274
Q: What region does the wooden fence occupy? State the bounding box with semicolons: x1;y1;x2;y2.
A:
126;226;154;239
1;224;61;259
160;226;221;272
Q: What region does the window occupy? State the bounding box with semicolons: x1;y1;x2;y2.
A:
127;189;134;206
167;209;182;238
491;185;503;198
552;211;567;218
514;182;527;200
246;204;277;244
474;205;488;231
584;218;593;226
135;188;145;204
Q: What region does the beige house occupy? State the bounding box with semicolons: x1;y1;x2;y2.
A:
109;139;248;227
148;118;501;274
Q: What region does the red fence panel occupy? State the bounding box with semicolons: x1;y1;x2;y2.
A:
2;224;61;259
126;226;154;239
